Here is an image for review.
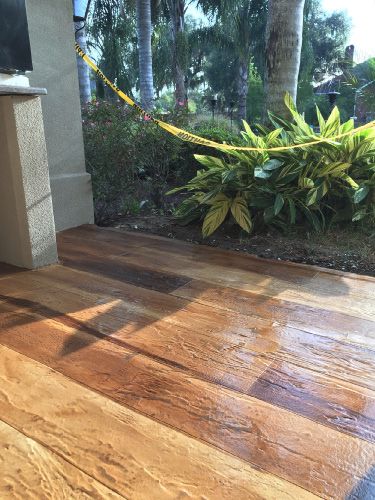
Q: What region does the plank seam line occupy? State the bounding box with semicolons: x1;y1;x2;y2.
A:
169;288;375;351
2;324;374;451
0;414;128;499
49;243;375;324
2;295;375;442
17;260;375;352
100;251;375;321
1;298;375;445
37;310;375;398
0;344;323;498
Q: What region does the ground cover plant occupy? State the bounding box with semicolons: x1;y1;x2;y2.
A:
170;95;375;237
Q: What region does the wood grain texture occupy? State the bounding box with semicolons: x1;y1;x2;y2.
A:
65;225;375;283
60;232;374;321
0;308;374;498
0;419;122;499
58;231;191;294
1;268;375;393
6;270;373;446
0;345;316;500
58;228;318;284
248;360;375;443
172;279;375;348
2;225;375;499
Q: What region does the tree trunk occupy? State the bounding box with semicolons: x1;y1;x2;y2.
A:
171;0;186;106
75;25;91;105
237;59;248;121
264;0;305;119
136;0;154;110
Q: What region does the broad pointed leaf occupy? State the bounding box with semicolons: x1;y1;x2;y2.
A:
254;167;272;179
202;196;231;237
263;159;283;171
231;195;252;232
274;193;284;215
354;185;370;204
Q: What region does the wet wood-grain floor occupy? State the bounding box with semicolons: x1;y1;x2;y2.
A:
1;225;375;499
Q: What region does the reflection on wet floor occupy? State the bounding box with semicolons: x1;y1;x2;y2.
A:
0;225;375;499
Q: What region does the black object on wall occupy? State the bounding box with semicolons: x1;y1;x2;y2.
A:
0;0;33;74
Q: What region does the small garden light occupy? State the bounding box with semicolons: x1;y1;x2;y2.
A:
73;0;92;22
315;79;341;113
211;94;218;121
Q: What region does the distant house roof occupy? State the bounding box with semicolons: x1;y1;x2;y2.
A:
314;77;343;95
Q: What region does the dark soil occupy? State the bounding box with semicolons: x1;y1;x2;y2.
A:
106;215;375;277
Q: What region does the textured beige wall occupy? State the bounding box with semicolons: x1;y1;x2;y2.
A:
0;95;58;268
26;0;94;231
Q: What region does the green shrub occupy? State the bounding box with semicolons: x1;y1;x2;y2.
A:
170;95;375;236
82;102;242;223
82;101;183;222
82;102;140;222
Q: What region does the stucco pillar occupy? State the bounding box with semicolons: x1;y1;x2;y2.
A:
27;0;95;231
0;88;58;269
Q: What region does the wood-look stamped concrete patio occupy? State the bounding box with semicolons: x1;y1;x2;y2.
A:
0;225;374;499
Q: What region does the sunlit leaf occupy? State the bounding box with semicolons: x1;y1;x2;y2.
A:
324;106;340;135
194;155;227;169
231;195;252;232
202;195;231;237
341;174;359;189
301;177;314;188
306;188;318;206
316;106;326;134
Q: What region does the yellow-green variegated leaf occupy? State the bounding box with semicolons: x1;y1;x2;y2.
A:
266;128;283;143
242;120;254;137
204;192;231;205
202;195;231;237
340;174;359;189
284;92;297;114
284;93;313;135
324;106;341;135
306;181;329;206
301;177;315;188
316;106;326;135
340;119;354;134
231;195;252;232
194;155;227;170
241;120;266;148
306;188;318;206
319;162;351;177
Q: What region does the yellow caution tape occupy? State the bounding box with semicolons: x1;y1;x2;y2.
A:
76;43;375;152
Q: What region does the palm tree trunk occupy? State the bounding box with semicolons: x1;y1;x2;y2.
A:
136;0;154;110
237;59;248;121
75;24;91;105
264;0;305;118
171;0;186;106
